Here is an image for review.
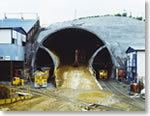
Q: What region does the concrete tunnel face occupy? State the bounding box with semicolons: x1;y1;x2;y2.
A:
35;28;113;82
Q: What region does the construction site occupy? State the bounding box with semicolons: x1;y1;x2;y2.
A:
0;13;145;111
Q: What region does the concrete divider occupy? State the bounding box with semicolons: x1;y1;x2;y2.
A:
0;96;32;105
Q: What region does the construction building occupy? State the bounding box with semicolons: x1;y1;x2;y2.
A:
126;46;145;87
0;18;40;81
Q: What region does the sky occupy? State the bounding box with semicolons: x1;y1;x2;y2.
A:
0;0;145;25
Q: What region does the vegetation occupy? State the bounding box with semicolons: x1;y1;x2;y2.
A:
114;13;121;17
74;12;144;22
129;15;132;18
136;17;143;21
122;12;127;17
78;15;100;20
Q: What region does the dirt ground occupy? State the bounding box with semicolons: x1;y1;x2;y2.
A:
0;66;144;111
0;87;141;111
55;66;101;90
0;88;118;111
0;96;82;111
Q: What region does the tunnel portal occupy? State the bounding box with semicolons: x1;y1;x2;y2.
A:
43;28;104;66
92;48;113;78
35;48;55;83
34;28;114;84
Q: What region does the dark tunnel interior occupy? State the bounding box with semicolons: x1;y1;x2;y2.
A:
43;28;104;66
35;48;55;83
92;48;113;79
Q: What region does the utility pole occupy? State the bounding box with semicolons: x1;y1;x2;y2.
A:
10;61;13;82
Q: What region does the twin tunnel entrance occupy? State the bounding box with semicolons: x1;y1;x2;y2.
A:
34;28;113;85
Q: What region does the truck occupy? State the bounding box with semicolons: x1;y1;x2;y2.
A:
34;70;49;88
99;70;108;79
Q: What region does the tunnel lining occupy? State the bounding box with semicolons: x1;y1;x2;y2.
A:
32;27;114;85
91;47;113;78
33;47;56;84
42;28;105;66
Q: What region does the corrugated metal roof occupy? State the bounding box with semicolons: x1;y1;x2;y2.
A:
0;27;26;34
0;18;38;33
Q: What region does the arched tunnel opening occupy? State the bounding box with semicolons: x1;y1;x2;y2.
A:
34;28;114;88
35;48;55;84
43;28;104;66
92;48;113;79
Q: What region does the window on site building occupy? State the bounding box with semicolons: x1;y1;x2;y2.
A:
12;38;17;45
22;42;25;46
132;54;136;67
12;30;17;45
127;56;130;66
17;33;22;46
21;34;26;46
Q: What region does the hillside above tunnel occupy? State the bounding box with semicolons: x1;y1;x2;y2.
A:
25;16;145;79
37;16;145;60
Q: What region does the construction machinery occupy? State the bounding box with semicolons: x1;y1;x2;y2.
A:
34;70;49;88
12;77;24;86
99;70;108;79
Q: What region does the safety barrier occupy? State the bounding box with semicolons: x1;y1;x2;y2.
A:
0;96;32;105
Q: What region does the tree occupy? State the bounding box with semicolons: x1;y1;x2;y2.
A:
136;17;143;21
114;13;121;17
122;12;127;17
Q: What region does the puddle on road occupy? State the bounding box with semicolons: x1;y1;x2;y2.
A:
48;88;117;107
75;91;114;105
